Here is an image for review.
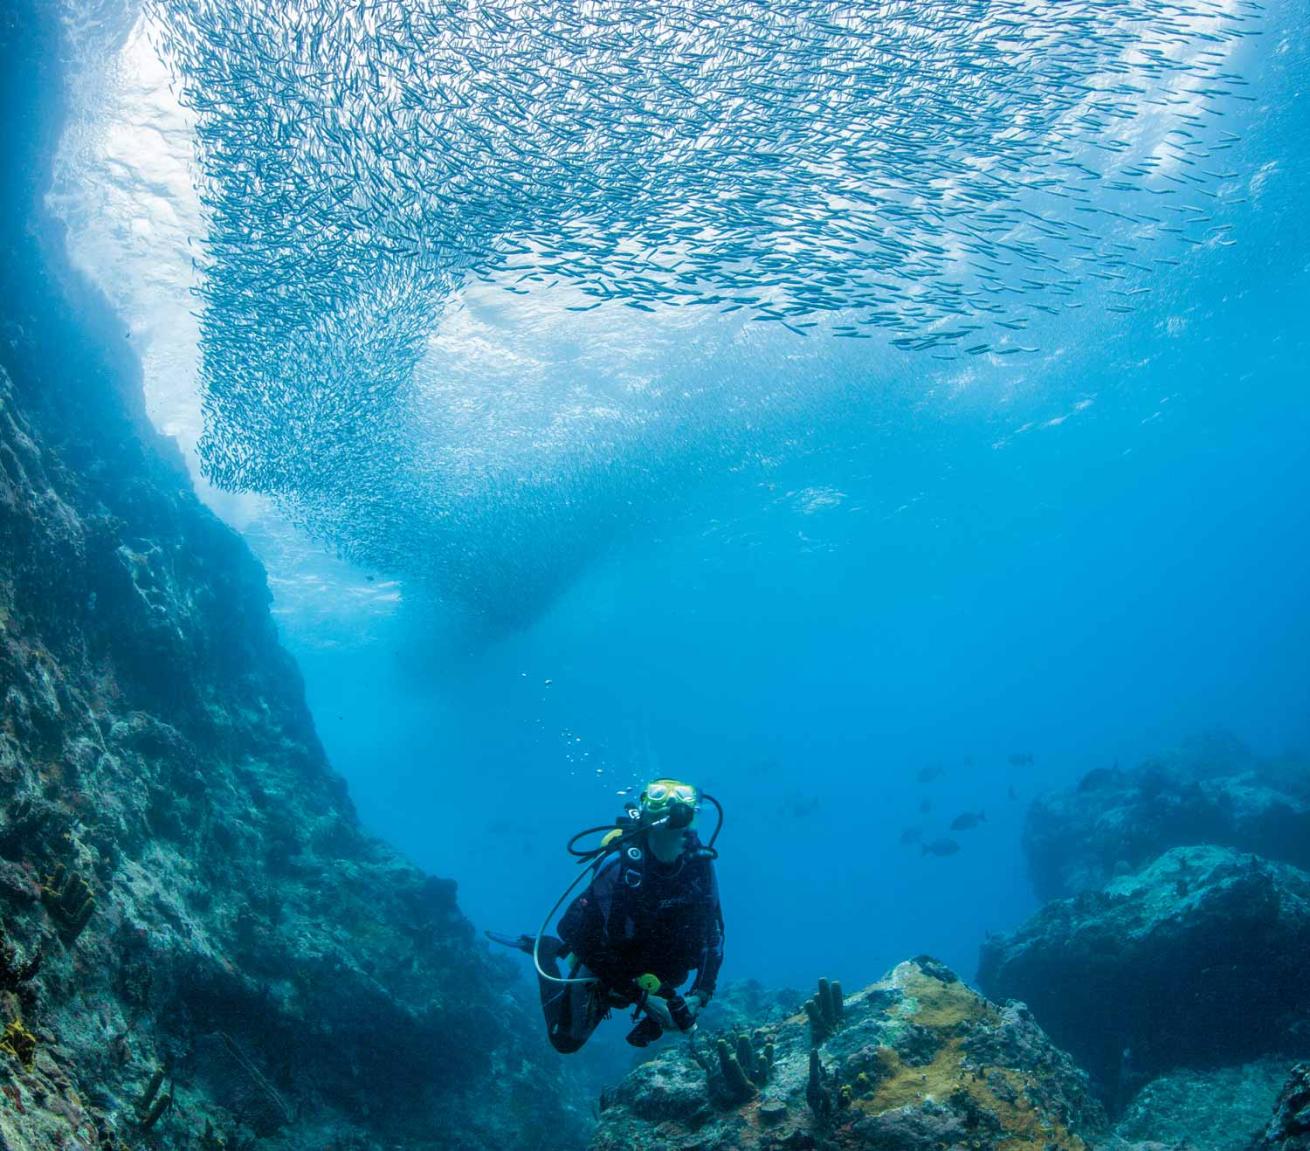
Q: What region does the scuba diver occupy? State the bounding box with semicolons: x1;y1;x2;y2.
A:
488;778;724;1053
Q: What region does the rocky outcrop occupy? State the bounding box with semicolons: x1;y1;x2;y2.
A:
1105;1058;1297;1151
591;958;1105;1151
0;360;588;1151
1249;1063;1310;1151
977;846;1310;1094
1005;737;1310;1119
1023;734;1310;902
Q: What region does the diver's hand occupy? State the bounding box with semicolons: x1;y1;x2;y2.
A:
682;995;703;1023
642;994;675;1031
681;990;712;1027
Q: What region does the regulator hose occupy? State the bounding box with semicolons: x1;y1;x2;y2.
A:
532;861;603;986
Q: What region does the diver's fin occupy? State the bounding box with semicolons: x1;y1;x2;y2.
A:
485;930;535;954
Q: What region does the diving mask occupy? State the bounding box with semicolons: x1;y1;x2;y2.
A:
640;779;699;827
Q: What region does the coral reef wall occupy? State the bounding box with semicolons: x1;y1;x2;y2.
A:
0;8;586;1150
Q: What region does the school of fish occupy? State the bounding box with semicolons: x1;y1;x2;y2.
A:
143;0;1261;600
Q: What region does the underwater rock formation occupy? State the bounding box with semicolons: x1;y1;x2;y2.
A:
1106;1058;1298;1151
1022;733;1310;902
591;957;1104;1151
1249;1063;1310;1151
978;845;1310;1095
0;365;588;1151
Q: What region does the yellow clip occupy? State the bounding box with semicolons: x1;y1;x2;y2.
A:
636;973;661;994
601;829;624;848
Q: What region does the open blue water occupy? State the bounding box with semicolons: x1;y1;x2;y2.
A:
44;0;1310;993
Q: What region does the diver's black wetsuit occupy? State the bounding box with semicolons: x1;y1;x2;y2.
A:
538;832;723;1052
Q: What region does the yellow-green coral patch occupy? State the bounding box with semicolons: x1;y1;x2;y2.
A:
847;967;1087;1151
892;966;997;1031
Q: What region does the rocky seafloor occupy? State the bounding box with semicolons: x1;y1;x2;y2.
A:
978;739;1310;1151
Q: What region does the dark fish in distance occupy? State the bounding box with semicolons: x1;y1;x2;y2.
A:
922;837;961;858
486;818;533;837
950;810;986;831
1008;752;1035;767
899;827;923;846
780;793;820;819
916;765;945;784
919;798;934;815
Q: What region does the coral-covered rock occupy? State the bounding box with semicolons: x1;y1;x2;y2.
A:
1023;733;1310;902
978;846;1310;1093
591;958;1105;1151
1249;1063;1310;1151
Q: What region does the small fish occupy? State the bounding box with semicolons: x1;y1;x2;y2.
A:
916;765;945;784
779;793;820;819
1008;752;1035;767
949;811;986;832
146;0;1256;588
922;837;961;858
899;827;923;846
918;798;934;815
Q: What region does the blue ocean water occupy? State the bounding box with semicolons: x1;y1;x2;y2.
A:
47;0;1310;998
